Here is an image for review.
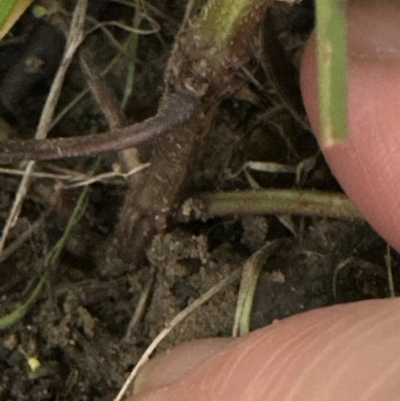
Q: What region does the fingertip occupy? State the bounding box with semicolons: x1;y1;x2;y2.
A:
300;1;400;251
129;338;233;398
127;298;400;401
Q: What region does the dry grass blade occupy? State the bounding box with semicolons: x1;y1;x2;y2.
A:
0;0;88;255
0;163;150;186
0;209;53;264
233;241;281;337
114;268;242;401
66;164;150;188
123;267;156;342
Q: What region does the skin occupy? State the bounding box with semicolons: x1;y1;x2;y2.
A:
128;298;400;401
302;0;400;252
126;1;400;400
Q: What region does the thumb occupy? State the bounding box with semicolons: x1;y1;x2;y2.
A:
301;0;400;251
127;298;400;401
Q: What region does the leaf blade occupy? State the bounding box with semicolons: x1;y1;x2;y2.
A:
316;0;348;145
0;0;33;40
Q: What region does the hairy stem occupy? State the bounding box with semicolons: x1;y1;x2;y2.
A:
199;189;363;220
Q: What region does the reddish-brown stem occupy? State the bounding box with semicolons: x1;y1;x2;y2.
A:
0;92;199;161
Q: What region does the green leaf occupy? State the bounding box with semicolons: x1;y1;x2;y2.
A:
0;0;34;40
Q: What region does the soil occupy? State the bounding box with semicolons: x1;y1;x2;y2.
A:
0;1;398;400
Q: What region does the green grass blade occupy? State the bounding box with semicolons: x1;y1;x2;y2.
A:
0;273;48;330
0;0;17;30
0;0;33;40
316;0;347;145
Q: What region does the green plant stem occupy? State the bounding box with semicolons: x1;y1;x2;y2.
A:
200;189;362;219
191;0;273;62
